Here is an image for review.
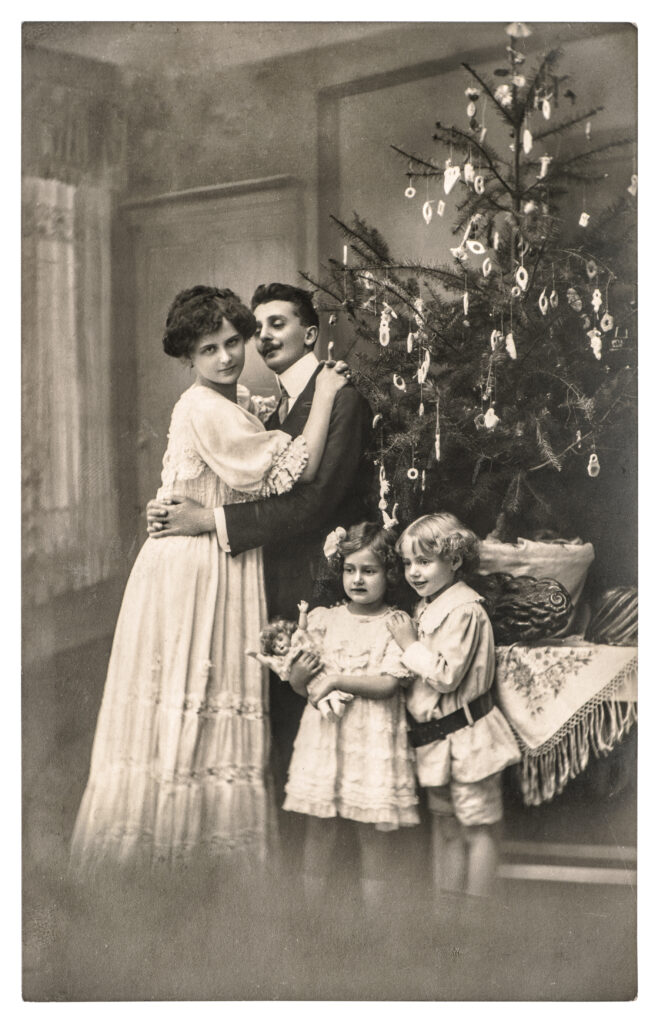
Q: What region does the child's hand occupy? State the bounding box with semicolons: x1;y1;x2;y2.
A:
387;611;418;651
307;673;343;706
289;650;322;693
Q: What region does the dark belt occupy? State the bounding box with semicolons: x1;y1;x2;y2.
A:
406;690;494;748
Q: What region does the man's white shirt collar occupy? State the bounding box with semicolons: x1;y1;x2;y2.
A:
277;351;319;409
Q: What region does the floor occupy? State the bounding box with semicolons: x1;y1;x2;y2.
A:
22;635;638;1002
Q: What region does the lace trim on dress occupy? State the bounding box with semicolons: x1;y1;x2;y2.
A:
100;760;266;786
260;435;309;496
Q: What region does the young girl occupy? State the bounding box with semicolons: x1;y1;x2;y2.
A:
70;285;348;874
387;513;521;904
282;522;419;911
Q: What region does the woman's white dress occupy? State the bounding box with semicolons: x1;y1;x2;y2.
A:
70;383;308;872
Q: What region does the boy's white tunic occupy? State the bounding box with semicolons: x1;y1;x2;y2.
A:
401;581;521;787
70;384;307;871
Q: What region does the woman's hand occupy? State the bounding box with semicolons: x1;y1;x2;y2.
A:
387;611;418;652
307;672;343;706
288;651;323;694
314;361;350;399
146;496;215;537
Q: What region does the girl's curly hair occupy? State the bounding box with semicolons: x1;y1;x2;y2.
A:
327;521;401;590
395;513;480;577
259;618;297;655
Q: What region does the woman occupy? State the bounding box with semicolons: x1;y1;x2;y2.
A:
70;285;347;874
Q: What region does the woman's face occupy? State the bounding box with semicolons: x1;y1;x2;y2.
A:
190;320;245;386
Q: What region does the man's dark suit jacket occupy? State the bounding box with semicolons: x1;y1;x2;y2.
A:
224;364;373;620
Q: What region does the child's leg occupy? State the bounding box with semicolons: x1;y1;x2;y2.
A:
462;824;499;897
354;823;394;913
427;786;467;896
302;815;338;904
453;773;504;898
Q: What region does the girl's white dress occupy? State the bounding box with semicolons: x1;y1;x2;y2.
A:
283;604;420;830
70;383;308;872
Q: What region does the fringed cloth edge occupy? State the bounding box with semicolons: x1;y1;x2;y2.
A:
507;654;638;806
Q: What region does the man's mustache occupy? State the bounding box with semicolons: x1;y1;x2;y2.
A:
259;342;282;356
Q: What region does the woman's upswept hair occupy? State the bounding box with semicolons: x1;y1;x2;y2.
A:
396;513;480;577
162;285;257;359
330;521;400;589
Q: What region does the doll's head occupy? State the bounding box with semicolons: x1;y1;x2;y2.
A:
325;521;400;607
260;618;297;657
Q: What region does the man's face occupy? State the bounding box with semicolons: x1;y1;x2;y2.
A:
253;300;316;374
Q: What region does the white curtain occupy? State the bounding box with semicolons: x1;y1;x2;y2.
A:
22;176;118;603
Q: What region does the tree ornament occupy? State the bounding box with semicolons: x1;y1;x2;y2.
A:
538;288;549;315
466;239;486;255
495;84;513;108
480;126;488;144
443;162;461;194
416;348;431;384
523;200;538;215
474;175;485;195
542;97;552;120
579;212;590;227
418;402;425;417
550;289;559;309
393;373;406;391
511;285;522;298
465;87;480;100
586;260;598;280
537;154;553;179
413;295;425;328
407;331;415;354
587;453;601;478
378;463;390;509
627;174;638;197
484;407;500;430
585;120;592;140
437;199;446;216
505;332;517;359
421;469;426;492
490;329;503;351
493;231;500;250
567;288;583;312
576;430;582;449
591;288;603;313
512;74;526;88
506;22;532;38
588;328;602;360
523;127;534;154
463;162;475;183
515;266;529;291
463;291;469;315
600;312;614;332
422;201;433;225
581;314;591;331
372;413;383;429
405;183;416;198
382;503;399;531
467;101;477;118
482;257;492;277
327;341;335;359
328;314;337;326
379;313;391;347
407;467;419;481
450;245;467;262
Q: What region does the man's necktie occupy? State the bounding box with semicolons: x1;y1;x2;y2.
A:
278;385;290;424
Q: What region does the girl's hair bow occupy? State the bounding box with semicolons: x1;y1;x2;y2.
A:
323;526;347;559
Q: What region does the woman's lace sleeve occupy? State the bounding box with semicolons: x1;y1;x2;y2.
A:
259;435;309;496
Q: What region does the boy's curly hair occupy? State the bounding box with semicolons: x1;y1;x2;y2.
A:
395;512;480;577
327;521;401;590
260;618;297;655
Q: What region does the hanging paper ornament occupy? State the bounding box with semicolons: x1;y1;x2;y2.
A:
327;341;335;359
523;128;533;154
450;245;467;262
378;464;390;509
523;200;538;215
422;201;433;225
443;163;461;194
463;162;475;183
480;126;488;144
627;174;638;197
582;314;591;331
586;260;598;280
406;331;415;354
421;470;426;492
588;328;602;360
542;97;552;120
511;285;522;298
466;239;486;255
505;332;517;359
591;289;603;314
507;45;526;65
393;374;406;391
567;288;582;312
437;200;446;216
463;291;469;315
506;22;532;38
482;257;492;278
382;503;399;531
515;266;529;291
512;74;526;88
328;314;337;326
407;467;419;481
484;407;500;430
418;402;425;417
493;231;500;250
576;430;582;449
495;84;513;108
467;101;477;118
587;453;601;478
465;87;480;100
474;176;485;195
549;289;559;309
490;329;502;351
585;121;592;140
413;296;424;327
379;319;390;347
416;349;431;385
434;399;441;461
405;184;416;198
372;413;383;429
600;312;614;332
579;212;590;227
538;288;549;315
537;154;553;179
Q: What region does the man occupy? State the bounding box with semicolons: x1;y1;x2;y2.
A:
147;282;373;816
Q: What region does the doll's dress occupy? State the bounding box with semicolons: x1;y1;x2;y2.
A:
70;383;308;873
283;604;420;830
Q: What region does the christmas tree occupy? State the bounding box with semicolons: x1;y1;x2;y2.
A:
304;23;637;548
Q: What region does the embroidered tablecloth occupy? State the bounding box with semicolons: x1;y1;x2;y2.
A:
495;642;637;805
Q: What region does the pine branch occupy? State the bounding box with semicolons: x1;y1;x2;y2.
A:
461;62;517;127
531;107;604;142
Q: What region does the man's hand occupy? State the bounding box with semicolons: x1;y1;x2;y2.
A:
386;611;418;652
146;496;215;538
288;651;323;694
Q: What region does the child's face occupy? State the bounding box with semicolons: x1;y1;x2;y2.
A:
272;634;291;656
190;319;246;387
343;547;387;608
399;539;460;600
